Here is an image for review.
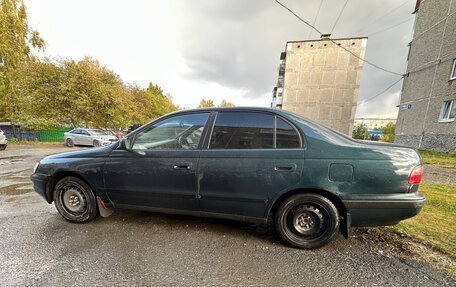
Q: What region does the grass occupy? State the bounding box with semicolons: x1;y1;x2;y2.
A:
397;183;456;256
420;150;456;168
8;140;64;146
363;182;456;278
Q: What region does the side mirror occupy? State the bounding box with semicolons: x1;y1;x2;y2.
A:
120;138;132;150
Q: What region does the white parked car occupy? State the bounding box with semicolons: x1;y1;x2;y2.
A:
64;128;118;147
0;129;7;150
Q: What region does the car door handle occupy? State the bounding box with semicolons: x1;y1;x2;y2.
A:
173;164;191;169
274;164;296;171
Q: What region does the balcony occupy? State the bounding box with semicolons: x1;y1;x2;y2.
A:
278;62;286;76
276;96;283;105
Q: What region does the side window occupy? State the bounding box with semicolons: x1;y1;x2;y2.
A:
439;100;455;122
276;117;301;148
70;129;79;134
132;113;209;150
80;130;90;136
451;59;456;80
210;112;274;149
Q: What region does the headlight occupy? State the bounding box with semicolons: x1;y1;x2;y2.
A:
33;162;40;174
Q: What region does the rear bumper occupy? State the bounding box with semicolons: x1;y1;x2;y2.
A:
31;173;52;203
342;192;425;227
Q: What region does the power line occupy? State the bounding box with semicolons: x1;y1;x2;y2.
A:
352;0;409;36
368;17;414;37
357;77;404;106
307;0;324;38
330;0;349;34
274;0;404;76
274;0;323;35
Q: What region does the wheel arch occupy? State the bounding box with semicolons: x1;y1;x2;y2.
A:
45;170;97;203
267;188;347;221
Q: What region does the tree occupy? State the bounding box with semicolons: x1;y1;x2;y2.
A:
7;57;178;130
0;1;178;130
352;123;369;140
0;0;45;121
146;82;178;119
198;99;215;108
219;99;235;107
380;122;396;143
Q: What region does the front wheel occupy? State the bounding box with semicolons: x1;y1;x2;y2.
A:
93;140;102;147
53;176;99;223
275;193;340;249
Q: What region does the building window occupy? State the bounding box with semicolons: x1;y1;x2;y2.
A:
439;100;455;122
451;59;456;80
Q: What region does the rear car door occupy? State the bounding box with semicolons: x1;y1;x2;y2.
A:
70;129;82;145
103;112;210;211
197;111;304;220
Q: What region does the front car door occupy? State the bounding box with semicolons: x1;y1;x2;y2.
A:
198;111;304;221
103;112;210;211
79;129;92;145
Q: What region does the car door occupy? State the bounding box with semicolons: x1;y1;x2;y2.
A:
80;130;93;145
103;112;210;211
198;111;304;220
70;129;82;145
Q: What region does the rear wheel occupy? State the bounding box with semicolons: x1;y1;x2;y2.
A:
93;140;101;147
275;193;339;249
53;176;99;223
66;138;74;147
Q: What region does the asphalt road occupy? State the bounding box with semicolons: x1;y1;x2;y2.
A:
0;145;454;286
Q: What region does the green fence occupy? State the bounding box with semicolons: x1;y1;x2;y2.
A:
39;127;72;142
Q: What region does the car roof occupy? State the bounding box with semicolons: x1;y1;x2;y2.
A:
176;107;276;113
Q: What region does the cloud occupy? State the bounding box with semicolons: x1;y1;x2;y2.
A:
176;0;416;116
24;0;416;113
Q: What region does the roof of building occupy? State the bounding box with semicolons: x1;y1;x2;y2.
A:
285;36;368;44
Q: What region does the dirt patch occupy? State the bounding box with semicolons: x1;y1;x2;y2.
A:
354;228;456;279
424;165;456;185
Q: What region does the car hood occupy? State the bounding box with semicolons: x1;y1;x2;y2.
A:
44;145;114;159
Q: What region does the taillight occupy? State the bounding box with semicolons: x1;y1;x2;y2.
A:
408;165;423;185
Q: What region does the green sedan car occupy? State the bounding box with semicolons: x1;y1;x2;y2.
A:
31;107;425;249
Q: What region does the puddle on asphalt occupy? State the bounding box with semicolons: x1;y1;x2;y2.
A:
0;183;33;195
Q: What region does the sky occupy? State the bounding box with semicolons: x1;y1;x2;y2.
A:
24;0;416;118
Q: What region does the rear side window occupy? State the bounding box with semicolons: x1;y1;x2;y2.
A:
210;112;274;149
276;117;300;148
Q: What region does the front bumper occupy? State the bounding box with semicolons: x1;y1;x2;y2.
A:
342;192;425;227
31;173;52;203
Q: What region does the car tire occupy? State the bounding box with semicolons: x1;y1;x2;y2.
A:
66;138;74;147
53;176;99;223
93;140;101;147
0;145;6;150
275;193;340;249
